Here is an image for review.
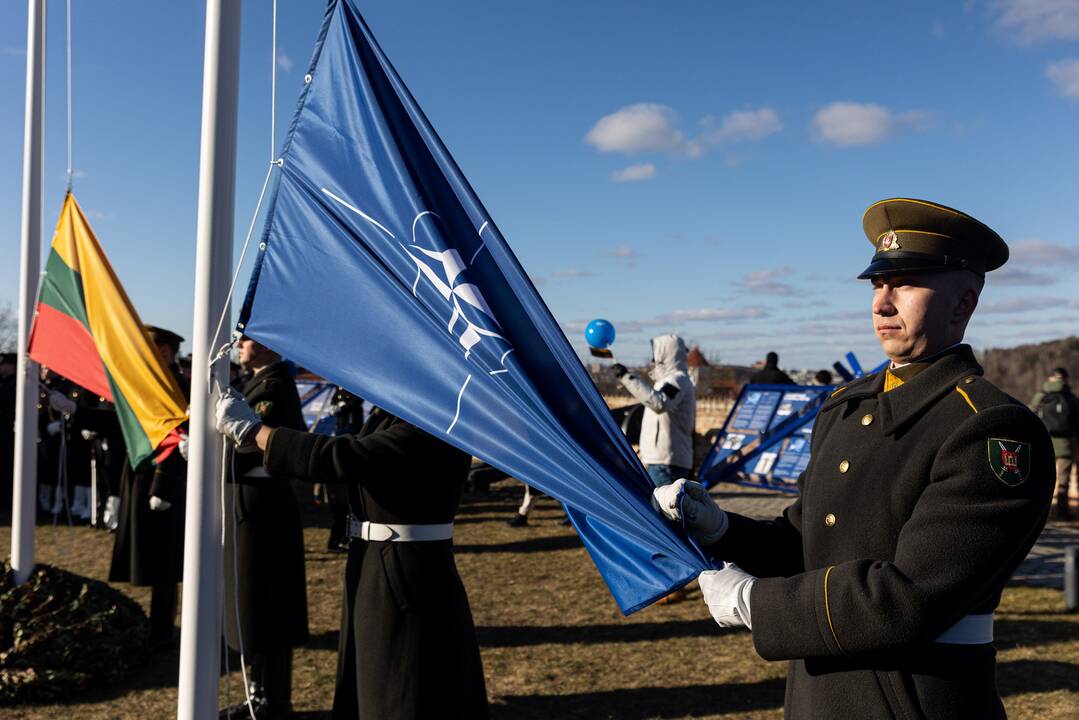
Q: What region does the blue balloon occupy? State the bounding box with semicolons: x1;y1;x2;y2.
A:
585;319;616;349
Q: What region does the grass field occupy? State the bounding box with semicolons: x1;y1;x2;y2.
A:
1;484;1077;719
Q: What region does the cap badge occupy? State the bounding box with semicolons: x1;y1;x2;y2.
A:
881;231;901;252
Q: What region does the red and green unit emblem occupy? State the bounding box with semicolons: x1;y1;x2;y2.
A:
987;438;1031;487
28;193;188;469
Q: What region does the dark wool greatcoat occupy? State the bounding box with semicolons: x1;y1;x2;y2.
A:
712;345;1054;720
223;361;309;652
264;409;488;720
109;366;188;587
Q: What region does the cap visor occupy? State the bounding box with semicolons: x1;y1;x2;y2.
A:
857;256;951;280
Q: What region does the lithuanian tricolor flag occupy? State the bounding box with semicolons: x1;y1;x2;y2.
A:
28;193;188;468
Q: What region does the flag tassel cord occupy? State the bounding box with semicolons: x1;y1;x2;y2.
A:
65;0;73;192
206;0;283;392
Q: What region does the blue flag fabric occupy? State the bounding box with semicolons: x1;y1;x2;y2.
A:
239;0;713;613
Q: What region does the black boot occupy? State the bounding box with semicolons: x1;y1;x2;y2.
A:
506;513;527;527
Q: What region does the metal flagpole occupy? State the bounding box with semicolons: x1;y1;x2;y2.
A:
177;1;240;717
11;0;46;587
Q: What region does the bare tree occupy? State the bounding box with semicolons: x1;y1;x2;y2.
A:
0;302;20;354
0;303;17;353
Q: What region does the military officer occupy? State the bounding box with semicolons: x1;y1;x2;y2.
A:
215;388;489;720
655;198;1055;719
220;337;309;720
109;325;189;649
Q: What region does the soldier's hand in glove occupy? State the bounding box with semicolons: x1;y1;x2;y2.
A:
699;563;756;629
652;478;729;544
214;388;262;450
48;390;77;415
611;363;629;379
149;496;172;512
177;431;189;461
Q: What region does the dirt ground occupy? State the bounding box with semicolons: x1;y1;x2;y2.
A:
2;484;1078;719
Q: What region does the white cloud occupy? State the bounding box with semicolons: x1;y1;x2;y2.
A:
989;265;1057;286
551;268;595;279
812;102;926;147
655;307;770;323
607;246;638;260
1046;58;1079;98
734;266;797;295
992;0;1079;44
276;52;294;72
702;107;782;144
932;20;946;38
586;104;781;159
611;162;656;182
585;104;685;154
977;296;1071;314
1009;238;1079;265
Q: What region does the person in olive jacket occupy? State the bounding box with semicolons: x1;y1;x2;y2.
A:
220;337;309;720
653;199;1054;720
216;386;488;720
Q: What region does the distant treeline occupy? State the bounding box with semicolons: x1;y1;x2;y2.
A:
979;336;1079;401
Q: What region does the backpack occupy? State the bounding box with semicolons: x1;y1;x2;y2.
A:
1037;391;1074;437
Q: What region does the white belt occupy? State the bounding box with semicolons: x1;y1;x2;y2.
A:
934;613;994;644
242;467;271;478
347;518;454;542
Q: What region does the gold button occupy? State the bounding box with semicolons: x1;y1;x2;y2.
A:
964;377;975;385
839;460;850;473
825;513;836;527
861;413;874;426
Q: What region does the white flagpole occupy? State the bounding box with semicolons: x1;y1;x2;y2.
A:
11;0;46;587
177;1;240;717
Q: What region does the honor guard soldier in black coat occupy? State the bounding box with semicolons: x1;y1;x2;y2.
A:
220;337;309;720
654;199;1055;719
109;325;189;650
216;388;489;720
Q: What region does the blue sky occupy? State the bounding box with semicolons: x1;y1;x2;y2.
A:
2;0;1078;369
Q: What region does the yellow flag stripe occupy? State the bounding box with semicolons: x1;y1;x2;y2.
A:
57;194;188;450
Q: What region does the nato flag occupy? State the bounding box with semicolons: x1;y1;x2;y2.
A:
239;0;712;613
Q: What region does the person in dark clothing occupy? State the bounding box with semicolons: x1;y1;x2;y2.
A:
216;392;489;720
108;325;189;650
749;351;795;385
220;337;309;720
1;353;18;516
319;386;365;551
653;199;1054;719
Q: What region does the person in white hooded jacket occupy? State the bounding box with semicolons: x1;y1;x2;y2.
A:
613;334;697;486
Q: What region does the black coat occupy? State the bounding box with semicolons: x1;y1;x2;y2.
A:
749;364;795;385
265;409;488;720
712;346;1054;719
109;365;188;586
223;361;309;652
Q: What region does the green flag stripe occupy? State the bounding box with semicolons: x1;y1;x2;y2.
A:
38;250;90;328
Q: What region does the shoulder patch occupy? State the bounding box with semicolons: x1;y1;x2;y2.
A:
254;400;273;417
987;438;1031;487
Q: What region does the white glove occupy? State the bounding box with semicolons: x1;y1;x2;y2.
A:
651;478;729;544
149;496;172;511
699;563;756;629
81;429;98;440
177;431;189;461
48;390;77;415
214;388;262;449
46;420;62;436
